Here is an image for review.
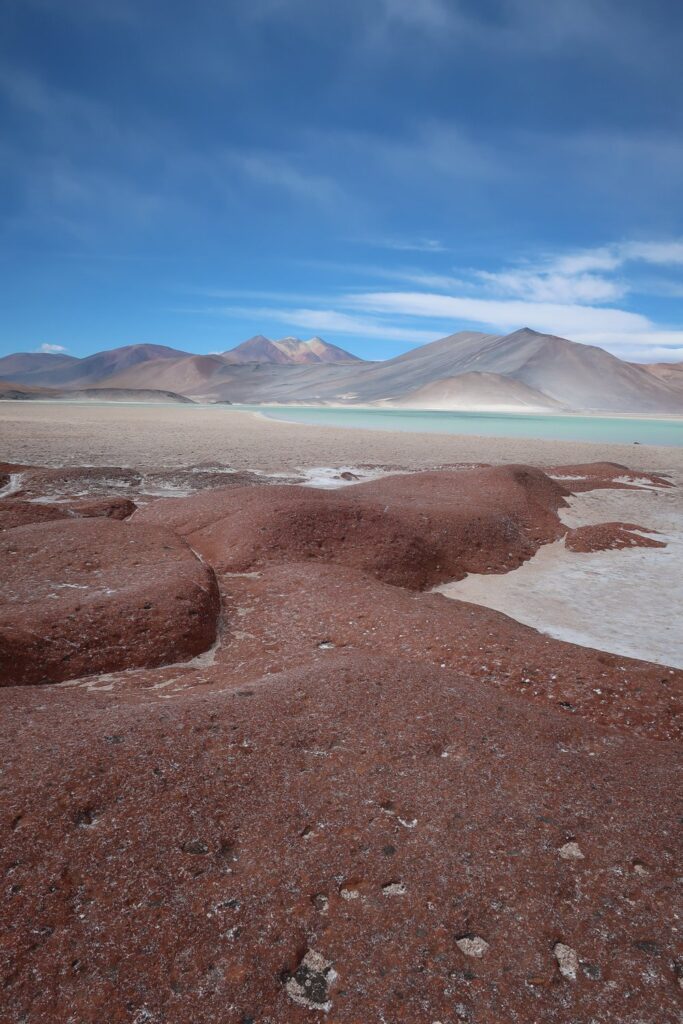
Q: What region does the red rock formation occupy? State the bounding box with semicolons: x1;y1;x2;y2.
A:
565;522;667;553
0;518;220;685
137;464;569;589
0;496;136;531
0;499;72;531
65;496;137;520
547;461;672;491
0;459;680;1022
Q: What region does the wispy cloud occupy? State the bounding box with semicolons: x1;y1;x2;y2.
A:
379;0;456;33
357;237;448;253
619;241;683;265
474;239;683;306
369;0;650;63
228;152;349;213
345;290;651;337
475;269;625;305
187;236;683;359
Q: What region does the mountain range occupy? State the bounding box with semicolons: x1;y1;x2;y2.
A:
1;329;682;414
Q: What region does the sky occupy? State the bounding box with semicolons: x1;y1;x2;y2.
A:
1;0;682;363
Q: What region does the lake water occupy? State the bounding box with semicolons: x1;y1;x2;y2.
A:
240;406;683;447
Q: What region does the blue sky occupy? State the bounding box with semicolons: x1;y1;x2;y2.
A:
1;0;682;362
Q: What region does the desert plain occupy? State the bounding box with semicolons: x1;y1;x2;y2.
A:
0;401;681;1023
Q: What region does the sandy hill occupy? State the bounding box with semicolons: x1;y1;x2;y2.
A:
388;371;566;412
0;379;194;404
0;379;56;400
639;361;683;392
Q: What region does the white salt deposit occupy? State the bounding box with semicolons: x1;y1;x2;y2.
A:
437;483;683;668
297;466;398;489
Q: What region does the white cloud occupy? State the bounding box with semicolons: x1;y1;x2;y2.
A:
38;343;68;353
552;240;683;274
476;269;624;305
188;236;683;361
346;290;650;337
469;238;683;310
630;347;683;362
550;247;622;275
619;241;683;265
576;331;683;355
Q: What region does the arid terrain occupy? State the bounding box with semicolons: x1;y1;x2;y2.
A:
0;404;681;1023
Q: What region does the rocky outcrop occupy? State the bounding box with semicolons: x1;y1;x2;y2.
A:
137;464;569;589
0;459;680;1023
564;521;667;552
0;496;136;531
0;518;220;685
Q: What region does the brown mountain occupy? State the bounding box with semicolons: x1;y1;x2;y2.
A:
639;361;683;392
105;355;240;395
1;329;682;413
222;335;361;365
0;352;77;378
0;344;191;388
222;336;291;364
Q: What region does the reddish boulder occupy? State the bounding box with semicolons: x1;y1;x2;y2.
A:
0;499;72;531
0;496;136;532
64;496;136;520
0;518;220;685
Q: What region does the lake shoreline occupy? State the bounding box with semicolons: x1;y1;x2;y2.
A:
250;403;683;446
2;401;683;472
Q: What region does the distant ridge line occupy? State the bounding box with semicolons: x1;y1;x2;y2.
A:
0;328;681;414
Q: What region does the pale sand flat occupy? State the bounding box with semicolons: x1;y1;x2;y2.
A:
1;402;682;480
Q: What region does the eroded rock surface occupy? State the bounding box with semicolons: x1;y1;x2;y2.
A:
0;518;219;685
0;496;136;531
0;459;680;1022
564;521;666;553
136;464;569;589
1;651;680;1022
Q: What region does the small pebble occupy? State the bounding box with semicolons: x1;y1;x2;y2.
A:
382;881;407;896
554;942;579;980
456;935;489;958
558;841;584;860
